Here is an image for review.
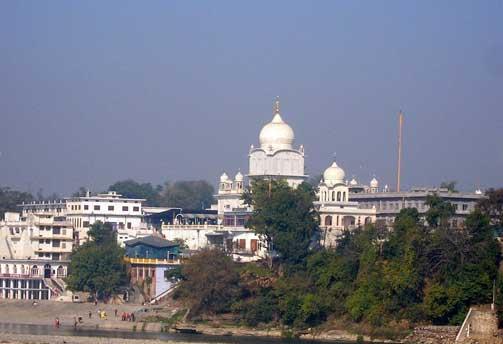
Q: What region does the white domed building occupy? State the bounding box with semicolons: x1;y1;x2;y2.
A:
316;159;377;248
248;97;307;188
216;171;246;215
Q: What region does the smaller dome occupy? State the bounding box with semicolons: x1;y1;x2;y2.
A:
235;171;244;182
323;161;345;185
350;178;358;186
220;172;229;182
370;177;379;188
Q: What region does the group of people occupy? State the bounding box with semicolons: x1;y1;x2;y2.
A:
54;307;136;329
121;311;135;322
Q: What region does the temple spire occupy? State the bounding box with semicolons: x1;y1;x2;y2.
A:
273;96;280;115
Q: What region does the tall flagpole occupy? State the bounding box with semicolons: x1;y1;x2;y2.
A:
397;111;404;192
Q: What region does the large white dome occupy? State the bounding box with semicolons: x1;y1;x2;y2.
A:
323;161;345;185
259;98;294;150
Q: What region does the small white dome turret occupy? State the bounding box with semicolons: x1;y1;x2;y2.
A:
259;97;295;151
370;177;379;188
350;178;358;186
234;171;244;182
323;161;346;186
220;172;229;183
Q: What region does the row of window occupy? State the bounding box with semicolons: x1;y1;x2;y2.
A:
0;289;50;300
360;201;470;212
70;204;140;212
320;190;348;202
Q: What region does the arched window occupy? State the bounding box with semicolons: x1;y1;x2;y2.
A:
31;265;39;276
331;191;336;201
337;192;341;202
57;265;65;277
13;265;17;274
325;215;332;226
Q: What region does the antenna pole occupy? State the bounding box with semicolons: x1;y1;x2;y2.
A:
397;111;404;192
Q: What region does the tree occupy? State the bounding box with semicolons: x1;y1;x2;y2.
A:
177;249;240;317
66;222;127;300
108;179;161;206
72;186;88;197
159;180;214;209
0;186;34;219
243;180;319;268
425;194;455;227
477;188;503;229
440;181;458;192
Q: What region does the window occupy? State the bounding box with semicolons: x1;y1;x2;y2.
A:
133;206;139;212
325;215;332;226
127;222;132;229
84;205;89;210
83;221;89;227
108;205;114;211
53;227;60;235
94;205;100;211
239;239;246;249
122;206;128;211
462;204;468;211
52;240;60;247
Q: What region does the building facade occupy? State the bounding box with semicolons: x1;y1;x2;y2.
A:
316;161;377;247
124;235;180;302
65;191;145;245
0;212;72;300
349;187;484;227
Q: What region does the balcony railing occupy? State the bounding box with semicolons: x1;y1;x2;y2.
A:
124;257;181;265
161;224;222;230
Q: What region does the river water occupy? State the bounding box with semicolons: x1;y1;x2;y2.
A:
0;323;337;344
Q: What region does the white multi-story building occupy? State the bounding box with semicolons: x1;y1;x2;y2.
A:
65;191;145;245
0;212;73;300
316;161;377;247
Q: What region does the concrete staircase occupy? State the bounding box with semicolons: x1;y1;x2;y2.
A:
455;305;499;343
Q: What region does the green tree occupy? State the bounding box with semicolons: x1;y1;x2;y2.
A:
477;188;503;229
72;186;88;197
440;181;458;192
243;180;319;268
0;186;34;219
177;249;240;317
66;222;127;300
425;194;455;227
159;180;214;209
108;179;161;206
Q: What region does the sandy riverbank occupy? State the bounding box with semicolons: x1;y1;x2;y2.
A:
0;300;403;343
0;333;207;344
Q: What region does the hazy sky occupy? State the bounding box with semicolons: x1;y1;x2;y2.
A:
1;1;502;196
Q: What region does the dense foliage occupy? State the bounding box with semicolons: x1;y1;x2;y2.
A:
107;179;215;209
178;185;502;334
243;180;319;268
176;249;240;317
108;180;162;206
0;186;34;218
66;222;127;300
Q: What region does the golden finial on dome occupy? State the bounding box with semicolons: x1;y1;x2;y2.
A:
273;96;280;115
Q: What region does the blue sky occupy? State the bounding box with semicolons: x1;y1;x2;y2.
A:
1;1;502;195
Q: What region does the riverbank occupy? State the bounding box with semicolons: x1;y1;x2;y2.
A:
0;299;405;343
0;333;196;344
